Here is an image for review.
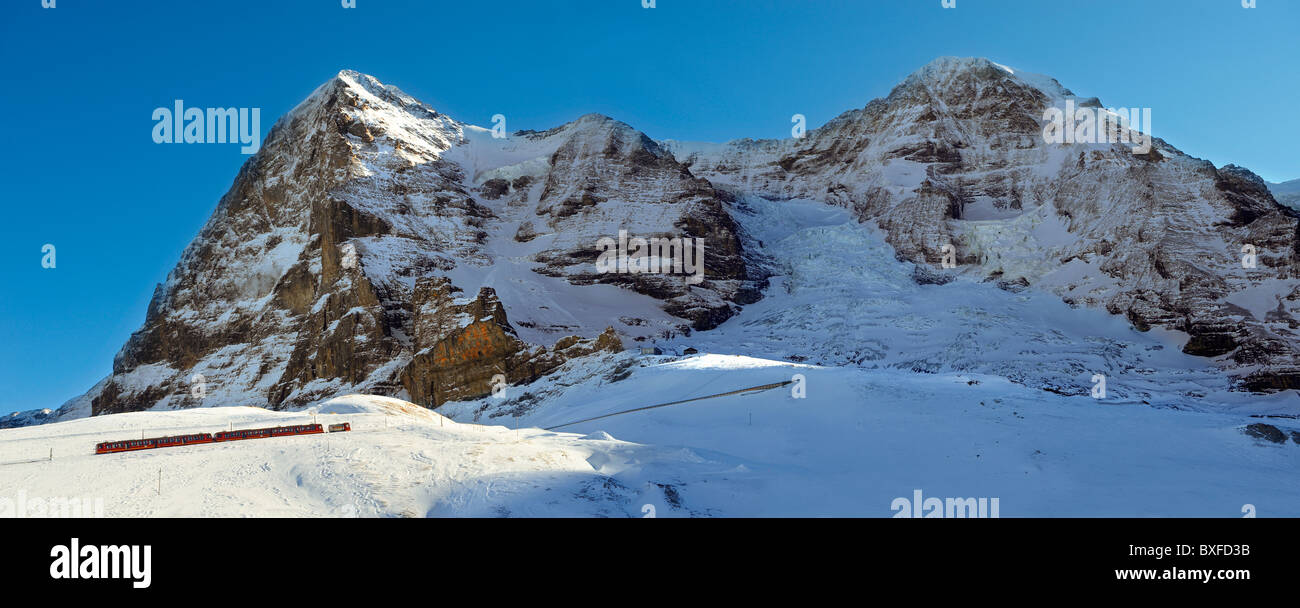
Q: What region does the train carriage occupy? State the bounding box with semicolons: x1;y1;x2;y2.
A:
95;423;334;455
95;433;214;455
214;424;323;442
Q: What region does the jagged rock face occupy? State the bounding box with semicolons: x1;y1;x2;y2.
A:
472;114;761;331
84;70;719;417
94;73;374;416
667;57;1300;391
399;279;621;407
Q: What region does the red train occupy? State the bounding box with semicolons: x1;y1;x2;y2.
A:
95;422;349;455
214;423;323;442
94;433;214;454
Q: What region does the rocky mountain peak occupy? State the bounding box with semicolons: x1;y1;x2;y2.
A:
669;57;1300;392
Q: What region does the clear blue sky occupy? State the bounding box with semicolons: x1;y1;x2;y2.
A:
1;0;1297;415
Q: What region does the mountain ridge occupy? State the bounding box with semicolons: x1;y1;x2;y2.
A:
11;56;1298;428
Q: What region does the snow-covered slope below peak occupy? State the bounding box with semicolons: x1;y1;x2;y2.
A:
439;351;1300;516
8;359;1298;517
647;196;1294;409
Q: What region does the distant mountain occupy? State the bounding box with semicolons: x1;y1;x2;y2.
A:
1269;178;1300;210
20;56;1299;427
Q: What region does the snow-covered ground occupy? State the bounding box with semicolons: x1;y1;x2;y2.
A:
0;395;647;518
3;357;1298;517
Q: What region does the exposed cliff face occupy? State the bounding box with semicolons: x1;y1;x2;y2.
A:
54;57;1300;424
87;71;653;417
397;278;621;408
470;114;759;331
666;57;1300;392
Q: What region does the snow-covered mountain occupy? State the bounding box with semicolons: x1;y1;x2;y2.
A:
24;57;1300;428
667;57;1300;392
